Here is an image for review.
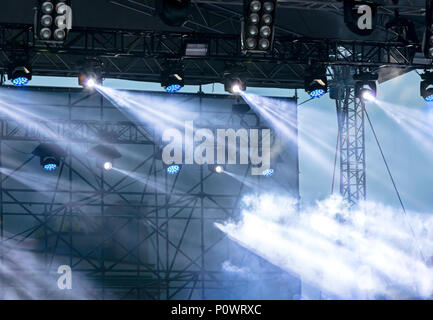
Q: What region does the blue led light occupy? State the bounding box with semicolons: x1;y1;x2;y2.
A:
425;94;433;102
167;165;180;174
310;89;326;99
12;77;29;87
166;84;182;93
43;163;58;171
262;169;274;177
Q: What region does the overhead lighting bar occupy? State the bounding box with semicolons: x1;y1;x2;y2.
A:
241;0;277;53
37;0;72;42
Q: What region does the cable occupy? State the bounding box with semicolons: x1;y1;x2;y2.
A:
365;108;425;262
331;125;340;195
298;97;314;106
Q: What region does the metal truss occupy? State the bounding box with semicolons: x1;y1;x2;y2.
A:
336;87;367;207
0;88;300;299
0;23;423;89
192;0;426;16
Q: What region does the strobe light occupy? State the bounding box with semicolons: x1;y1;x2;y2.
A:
242;0;276;53
304;66;328;99
161;64;184;93
88;144;122;171
38;0;72;42
420;73;433;102
32;143;66;171
8;63;32;87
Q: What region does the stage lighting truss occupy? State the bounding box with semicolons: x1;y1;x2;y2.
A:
420;72;433;102
32;143;66;172
88;144;122;171
37;0;72;43
304;66;328;99
241;0;276;53
8;63;32;87
224;76;246;94
161;64;184;93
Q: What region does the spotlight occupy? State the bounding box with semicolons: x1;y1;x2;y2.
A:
167;164;181;175
420;72;433;102
208;164;225;174
8;64;32;87
158;0;190;27
88;144;121;170
78;62;103;89
103;161;113;171
242;0;277;53
262;168;274;177
37;0;72;42
161;63;184;93
304;66;328;99
225;76;246;94
355;80;377;102
361;89;376;101
32;143;66;172
85;78;96;88
354;73;378;102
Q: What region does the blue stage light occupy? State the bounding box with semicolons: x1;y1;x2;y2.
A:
262;168;274;177
310;88;326;99
12;76;29;87
166;84;182;93
43;163;58;171
167;164;181;174
425;94;433;102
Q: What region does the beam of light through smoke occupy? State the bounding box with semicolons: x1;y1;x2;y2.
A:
222;170;262;189
0;238;96;299
112;167;169;194
216;194;433;299
240;92;336;172
96;86;197;132
374;100;433;150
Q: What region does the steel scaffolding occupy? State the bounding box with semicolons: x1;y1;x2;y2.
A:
0;87;300;299
336;87;367;206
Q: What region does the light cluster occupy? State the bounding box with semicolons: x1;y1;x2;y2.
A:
242;0;276;53
38;0;72;42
